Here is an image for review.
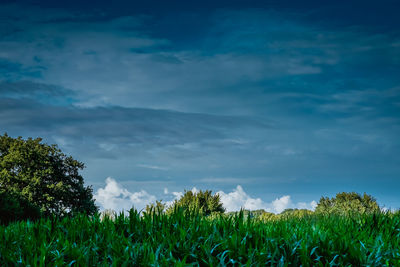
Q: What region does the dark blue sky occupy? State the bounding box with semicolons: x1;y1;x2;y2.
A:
1;0;399;212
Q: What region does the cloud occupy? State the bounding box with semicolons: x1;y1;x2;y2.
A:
0;83;269;157
169;191;183;201
2;3;398;117
137;164;169;170
272;195;291;213
94;177;156;212
216;185;265;212
216;185;317;213
297;201;318;210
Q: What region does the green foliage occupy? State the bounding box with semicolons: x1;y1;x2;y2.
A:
258;211;278;221
0;133;98;217
167;189;225;216
315;192;380;215
0;191;41;225
1;209;400;265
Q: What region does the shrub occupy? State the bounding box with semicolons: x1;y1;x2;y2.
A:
167;189;225;216
315;192;380;215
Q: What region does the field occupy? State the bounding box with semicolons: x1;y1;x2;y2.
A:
1;209;400;266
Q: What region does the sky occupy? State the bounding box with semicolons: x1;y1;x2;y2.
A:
0;0;399;213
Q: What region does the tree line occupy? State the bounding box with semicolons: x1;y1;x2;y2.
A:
0;134;383;225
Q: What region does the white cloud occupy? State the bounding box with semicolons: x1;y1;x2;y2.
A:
272;195;292;213
94;178;317;214
297;200;318;210
217;185;266;212
164;191;183;207
216;185;317;213
94;177;156;212
171;191;183;199
191;187;199;194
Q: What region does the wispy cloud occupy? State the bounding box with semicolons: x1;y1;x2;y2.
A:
137;164;169;171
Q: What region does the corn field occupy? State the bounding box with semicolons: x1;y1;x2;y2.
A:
1;209;400;266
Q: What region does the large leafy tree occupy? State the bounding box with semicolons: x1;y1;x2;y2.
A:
0;133;98;217
315;192;380;215
167;190;225;216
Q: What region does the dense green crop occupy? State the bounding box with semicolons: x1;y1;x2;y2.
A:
1;209;400;266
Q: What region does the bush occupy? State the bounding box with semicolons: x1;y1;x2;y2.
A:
167;190;225;216
315;192;380;215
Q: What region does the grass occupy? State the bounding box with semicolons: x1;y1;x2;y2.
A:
1;209;400;266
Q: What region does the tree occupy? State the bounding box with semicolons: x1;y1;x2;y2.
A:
315;192;380;215
0;133;98;217
167;190;225;216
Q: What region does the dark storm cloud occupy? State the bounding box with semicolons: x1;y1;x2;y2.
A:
2;3;398;118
